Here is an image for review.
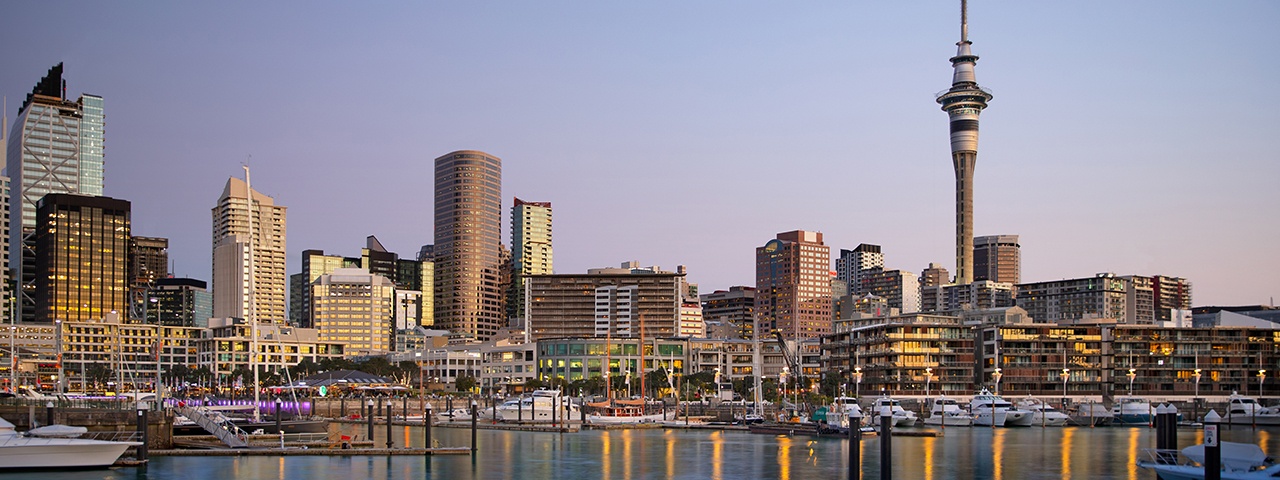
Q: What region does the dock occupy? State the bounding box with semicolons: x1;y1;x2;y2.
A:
148;447;471;456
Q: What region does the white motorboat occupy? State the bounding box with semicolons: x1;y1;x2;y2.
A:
1138;441;1280;480
924;395;973;426
824;397;862;429
496;389;579;422
868;395;918;428
1067;402;1114;426
1016;396;1070;427
584;398;666;424
969;388;1033;427
1112;396;1154;425
0;417;139;470
1225;392;1280;426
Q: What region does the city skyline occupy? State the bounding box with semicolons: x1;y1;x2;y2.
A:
1;2;1276;307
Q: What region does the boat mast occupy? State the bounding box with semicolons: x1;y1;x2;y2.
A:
244;165;261;423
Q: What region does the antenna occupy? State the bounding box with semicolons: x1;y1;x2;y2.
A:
961;0;968;43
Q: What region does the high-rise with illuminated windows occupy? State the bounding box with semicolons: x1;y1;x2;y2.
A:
509;198;552;322
34;194;130;323
755;230;832;339
434;150;503;341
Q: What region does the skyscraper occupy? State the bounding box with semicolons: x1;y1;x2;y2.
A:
7;64;105;322
835;244;884;295
34;194;130;323
211;174;287;323
510;198;553;322
937;1;992;285
755;230;832;339
434;150;502;341
129;236;169;320
973;234;1020;284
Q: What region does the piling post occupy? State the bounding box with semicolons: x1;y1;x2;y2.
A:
424;403;433;455
1204;410;1221;480
403;396;408;421
45;401;54;426
1167;404;1179;454
275;397;283;436
1155;404;1168;453
879;406;892;480
367;399;375;442
386;399;394;449
848;404;862;480
341;397;346;418
470;399;478;455
136;403;148;462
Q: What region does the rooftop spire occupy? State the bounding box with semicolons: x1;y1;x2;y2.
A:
961;0;969;44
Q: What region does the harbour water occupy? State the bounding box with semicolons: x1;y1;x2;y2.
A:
14;423;1280;479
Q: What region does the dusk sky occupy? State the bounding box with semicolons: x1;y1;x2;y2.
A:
2;1;1276;307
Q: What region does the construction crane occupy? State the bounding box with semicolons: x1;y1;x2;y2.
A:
772;331;802;380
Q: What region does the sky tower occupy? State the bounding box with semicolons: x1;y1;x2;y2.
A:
936;0;992;285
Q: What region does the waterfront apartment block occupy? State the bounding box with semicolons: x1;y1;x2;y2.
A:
525;269;681;341
973;234;1020;284
823;312;978;397
433;150;504;341
756;231;833;339
1015;273;1188;324
212;175;287;324
34;194;131;323
699;286;755;340
1153;275;1193;322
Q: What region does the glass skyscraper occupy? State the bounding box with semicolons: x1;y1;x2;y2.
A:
6;64;106;322
434;150;502;341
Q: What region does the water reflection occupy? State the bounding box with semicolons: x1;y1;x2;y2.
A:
777;434;791;480
665;430;675;478
922;436;936;478
1061;426;1073;478
601;430;611;479
1127;427;1140;480
992;428;1005;480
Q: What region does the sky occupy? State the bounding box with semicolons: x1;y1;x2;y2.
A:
1;1;1277;307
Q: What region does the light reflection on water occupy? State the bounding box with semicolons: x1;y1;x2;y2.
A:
28;424;1280;480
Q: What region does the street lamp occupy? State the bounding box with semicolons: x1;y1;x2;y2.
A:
1193;368;1202;420
1060;368;1070;410
1259;369;1267;400
924;367;933;417
1127;368;1136;397
854;366;863;400
992;368;1002;396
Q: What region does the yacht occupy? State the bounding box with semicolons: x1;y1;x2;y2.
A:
1016;396;1070;427
1067;402;1114;426
824;397;862;429
969;388;1033;427
0;417;139;470
924;395;973;426
1225;392;1280;426
1111;396;1154;425
868;395;918;428
496;390;579;422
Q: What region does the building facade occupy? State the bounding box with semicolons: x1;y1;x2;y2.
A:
836;244;884;296
756;230;833;340
433;150;503;341
973;234;1020;284
311;268;396;356
7;64;105;323
147;278;213;327
212;175;287;324
34;194;130;323
525;270;682;341
129;236;169;321
860;269;921;314
700;286;756;340
510;198;552;322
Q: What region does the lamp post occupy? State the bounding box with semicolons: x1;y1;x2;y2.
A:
779;367;788;419
415;352;423;400
1060;368;1070;410
992;368;1002;396
1193;368;1202;422
1259;369;1267;401
924;367;933;418
854;366;863;400
1127;368;1137;397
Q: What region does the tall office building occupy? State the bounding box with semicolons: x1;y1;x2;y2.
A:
525;269;681;341
700;286;756;340
433;150;502;341
937;1;993;285
290;249;356;327
147;278;213;327
510;198;553;322
755;230;833;339
973;235;1020;284
129;236;169;320
311;268;395;356
33;194;130;323
211;174;287;323
7;64;105;322
0;176;8;324
835;244;884;296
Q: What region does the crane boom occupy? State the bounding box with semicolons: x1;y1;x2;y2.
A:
772;331;801;375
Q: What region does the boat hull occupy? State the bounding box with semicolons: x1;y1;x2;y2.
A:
0;440;136;470
924;415;973;426
1138;462;1280;480
586;413;667;424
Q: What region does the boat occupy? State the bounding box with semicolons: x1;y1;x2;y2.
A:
867;395;918;427
1224;392;1280;426
0;417;139;470
1137;441;1280;479
1111;396;1154;425
1016;396;1070;427
924;395;973;426
1067;402;1114;426
435;408;475;422
496;389;580;422
584;398;666;424
824;397;863;429
747;421;870;438
969;388;1033;427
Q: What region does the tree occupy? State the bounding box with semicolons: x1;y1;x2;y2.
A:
524;378;546;391
455;374;477;393
645;368;669;398
359;357;394;377
85;363;114;390
294;358;321;377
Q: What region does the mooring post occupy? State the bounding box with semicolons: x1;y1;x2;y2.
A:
386;399;394;449
470;399;478;455
136;403;149;462
45;401;54;426
367;399;375;442
1204;410;1221;480
424;402;433;455
879;406;892;480
848;404;862;480
275;397;283;437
